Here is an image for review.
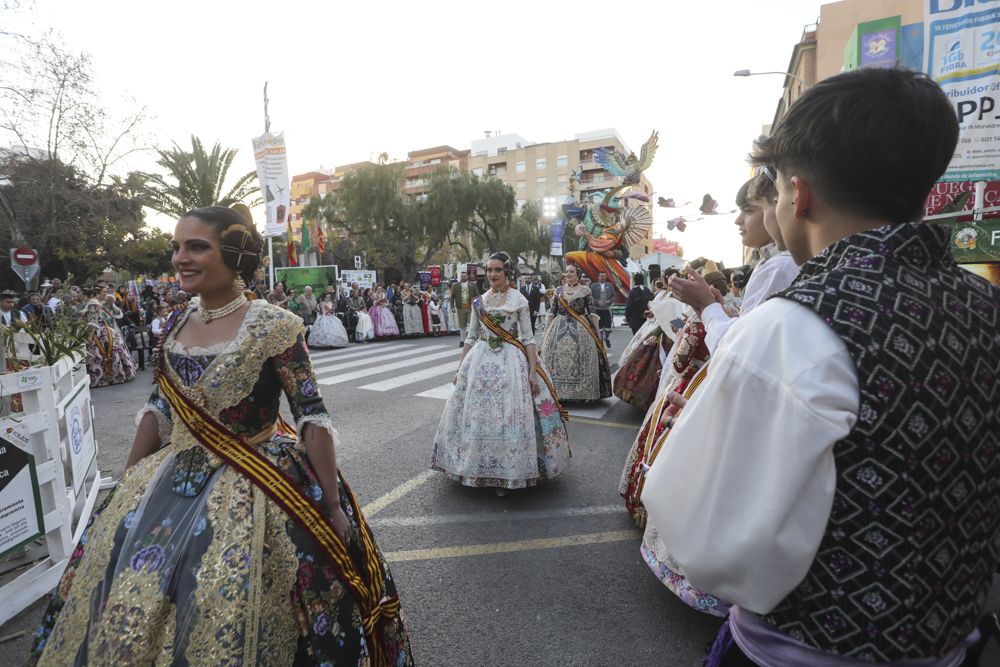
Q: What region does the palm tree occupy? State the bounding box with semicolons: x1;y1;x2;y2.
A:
141;135;260;217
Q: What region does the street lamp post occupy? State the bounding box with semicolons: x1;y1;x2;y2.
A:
734;69;808;89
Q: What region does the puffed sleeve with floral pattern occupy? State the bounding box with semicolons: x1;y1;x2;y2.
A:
271;332;338;441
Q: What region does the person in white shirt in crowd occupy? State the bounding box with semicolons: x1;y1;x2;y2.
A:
643;67;1000;667
150;304;170;347
0;291;27;326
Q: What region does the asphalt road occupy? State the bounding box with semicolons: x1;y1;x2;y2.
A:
3;328;997;665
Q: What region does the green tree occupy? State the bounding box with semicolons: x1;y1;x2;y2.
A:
140;135;260;218
424;170;515;257
0;155;170;287
500;202;552;274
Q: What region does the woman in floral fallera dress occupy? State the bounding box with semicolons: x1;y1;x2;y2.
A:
83;296;137;388
431;252;570;496
539;264;612;401
32;206;411;666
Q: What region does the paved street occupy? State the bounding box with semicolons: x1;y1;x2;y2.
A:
5;328;997;665
0;327;721;665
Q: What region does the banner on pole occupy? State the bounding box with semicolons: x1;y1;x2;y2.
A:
924;0;1000;182
429;265;442;287
252;132;291;237
550;220;565;256
419;271;431;291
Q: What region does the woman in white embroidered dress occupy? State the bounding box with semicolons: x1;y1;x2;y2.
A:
430;252;570;496
307;291;351;348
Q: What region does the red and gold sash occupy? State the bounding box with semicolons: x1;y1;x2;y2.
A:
558;294;608;360
476;301;569;421
92;324;114;377
155;339;400;665
624;363;710;521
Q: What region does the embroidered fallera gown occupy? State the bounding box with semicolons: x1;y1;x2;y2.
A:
84;301;137;388
539;285;612;401
618;303;737;619
401;290;422;336
430;289;570;489
307;300;350;348
369;292;400;338
32;300;412;666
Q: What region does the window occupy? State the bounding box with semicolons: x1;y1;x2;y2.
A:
516;180;526;191
516;161;526;173
557;155;568;167
536;157;546;170
472;167;483;177
536;177;546;191
497;147;507;155
557;175;569;185
517;198;527;209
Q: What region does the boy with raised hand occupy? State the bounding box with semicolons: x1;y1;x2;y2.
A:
643;67;1000;665
669;169;800;354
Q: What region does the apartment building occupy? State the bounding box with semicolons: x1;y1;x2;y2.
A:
467;129;655;256
404;145;470;199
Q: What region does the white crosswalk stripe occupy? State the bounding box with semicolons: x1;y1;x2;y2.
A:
312;344;446;372
359;360;461;392
307;340;621;421
317;348;459;386
309;343;415;362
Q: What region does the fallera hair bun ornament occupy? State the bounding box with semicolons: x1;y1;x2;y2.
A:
229;202;253;225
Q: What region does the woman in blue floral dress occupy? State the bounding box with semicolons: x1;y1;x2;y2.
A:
32;206;412;666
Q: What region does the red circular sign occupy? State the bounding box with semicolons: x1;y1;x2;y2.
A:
13;248;37;266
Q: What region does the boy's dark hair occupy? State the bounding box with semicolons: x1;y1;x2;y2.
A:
751;67;957;223
735;178;754;209
748;168;777;203
633;273;645;286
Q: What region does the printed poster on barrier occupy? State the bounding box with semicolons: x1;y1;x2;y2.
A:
252;131;291;237
924;0;1000;182
0;432;44;558
65;387;96;495
341;270;377;289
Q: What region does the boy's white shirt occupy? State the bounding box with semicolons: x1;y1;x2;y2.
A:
641;297;858;613
701;252;800;354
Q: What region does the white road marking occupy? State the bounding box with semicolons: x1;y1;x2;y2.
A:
312;344;446;373
309;342;414;362
317;348;459;385
359;360;461;392
370;504;622;527
415;383;455;400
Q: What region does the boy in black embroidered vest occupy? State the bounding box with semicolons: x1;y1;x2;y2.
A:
641;67;1000;665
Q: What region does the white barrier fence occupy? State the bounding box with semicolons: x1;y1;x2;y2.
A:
0;343;107;626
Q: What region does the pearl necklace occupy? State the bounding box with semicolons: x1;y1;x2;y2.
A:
198;294;247;323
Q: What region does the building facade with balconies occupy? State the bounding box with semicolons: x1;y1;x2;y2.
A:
467;129;655;257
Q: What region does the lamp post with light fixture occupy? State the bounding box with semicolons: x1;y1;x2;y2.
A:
733;69;808;89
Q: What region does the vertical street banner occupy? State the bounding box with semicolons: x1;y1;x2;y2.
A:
550;219;564;256
429;265;442;287
925;0;1000;181
419;271;432;291
252;132;291;237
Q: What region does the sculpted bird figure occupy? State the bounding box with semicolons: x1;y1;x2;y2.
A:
595;131;658;185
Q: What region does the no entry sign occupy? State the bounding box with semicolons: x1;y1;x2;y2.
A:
13;248;37;266
9;247;40;286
